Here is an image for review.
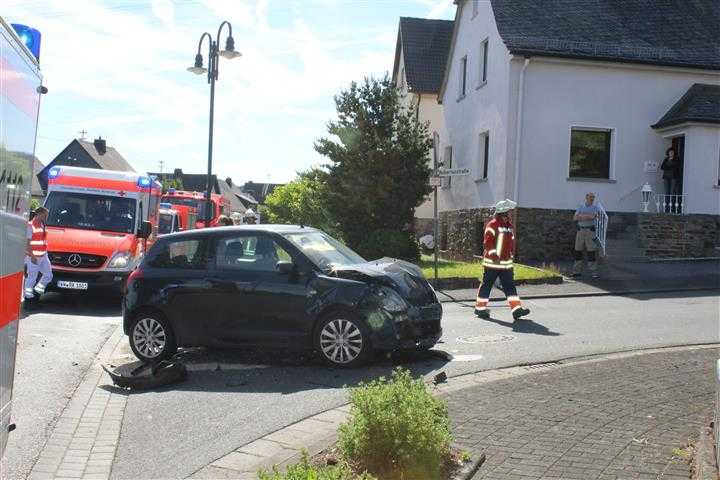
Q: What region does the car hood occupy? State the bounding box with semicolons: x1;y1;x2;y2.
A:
46;227;135;256
331;258;435;304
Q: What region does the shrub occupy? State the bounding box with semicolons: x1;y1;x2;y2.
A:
258;452;376;480
357;229;420;263
338;368;452;479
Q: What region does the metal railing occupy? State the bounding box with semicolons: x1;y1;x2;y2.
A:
595;201;608;256
654;194;687;215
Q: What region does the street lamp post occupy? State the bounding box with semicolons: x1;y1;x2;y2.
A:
187;21;241;226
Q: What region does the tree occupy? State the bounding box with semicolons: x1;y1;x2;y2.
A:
314;75;432;257
160;177;183;193
262;169;339;236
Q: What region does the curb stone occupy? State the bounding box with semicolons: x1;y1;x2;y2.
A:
188;343;720;479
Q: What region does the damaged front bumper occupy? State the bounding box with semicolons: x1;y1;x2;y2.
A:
362;299;443;351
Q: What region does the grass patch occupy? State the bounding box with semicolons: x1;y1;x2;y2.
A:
418;255;559;281
258;452;376;480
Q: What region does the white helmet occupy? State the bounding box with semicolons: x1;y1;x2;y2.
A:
494;199;517;214
244;208;256;218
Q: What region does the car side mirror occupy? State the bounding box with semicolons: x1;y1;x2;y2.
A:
276;261;294;274
197;200;214;222
138;220;152;239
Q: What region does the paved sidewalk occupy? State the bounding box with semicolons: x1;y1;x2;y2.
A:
27;327;127;480
448;347;719;480
439;259;720;302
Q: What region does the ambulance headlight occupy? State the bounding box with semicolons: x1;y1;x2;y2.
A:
48;167;61;179
107;251;131;270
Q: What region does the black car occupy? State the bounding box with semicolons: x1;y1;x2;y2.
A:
123;225;442;367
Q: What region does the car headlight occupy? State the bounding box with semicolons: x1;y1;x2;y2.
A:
378;287;407;313
107;251;131;270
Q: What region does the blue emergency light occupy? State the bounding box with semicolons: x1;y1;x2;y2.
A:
48;167;61;179
137;176;152;188
167;188;176;194
159;202;172;209
11;24;41;62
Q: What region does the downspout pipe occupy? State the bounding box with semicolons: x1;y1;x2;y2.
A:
513;57;531;203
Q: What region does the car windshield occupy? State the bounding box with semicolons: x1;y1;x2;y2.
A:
158;213;174;234
45;191;136;234
284;231;365;271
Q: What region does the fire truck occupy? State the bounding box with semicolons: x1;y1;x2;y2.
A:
158;202;197;235
42;166;161;294
161;188;229;228
1;17;44;457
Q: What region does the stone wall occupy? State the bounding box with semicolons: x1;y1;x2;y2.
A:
432;207;720;262
437;207;577;262
638;213;720;258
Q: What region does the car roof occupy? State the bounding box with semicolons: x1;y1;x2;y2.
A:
158;224;320;240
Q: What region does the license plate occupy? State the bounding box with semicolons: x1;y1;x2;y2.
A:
57;281;89;290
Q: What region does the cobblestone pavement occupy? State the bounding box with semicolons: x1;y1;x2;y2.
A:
26;327;127;480
446;347;718;480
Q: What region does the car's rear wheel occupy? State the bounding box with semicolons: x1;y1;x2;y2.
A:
129;313;177;363
316;314;372;368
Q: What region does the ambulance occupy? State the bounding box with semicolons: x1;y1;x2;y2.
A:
43;166;161;294
161;188;229;228
1;17;44;457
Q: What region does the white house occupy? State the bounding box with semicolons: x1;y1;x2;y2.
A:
434;0;720;261
392;17;453;231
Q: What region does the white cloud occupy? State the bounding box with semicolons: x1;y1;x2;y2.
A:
4;0;412;184
425;0;454;18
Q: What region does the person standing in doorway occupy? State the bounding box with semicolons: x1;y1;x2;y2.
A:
25;206;53;301
572;192;600;278
474;199;531;321
660;147;681;196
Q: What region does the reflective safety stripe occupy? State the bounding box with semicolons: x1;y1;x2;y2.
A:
486;249;497;256
507;296;520;301
511;305;522;312
496;232;505;257
484;227;495;236
482;261;512;269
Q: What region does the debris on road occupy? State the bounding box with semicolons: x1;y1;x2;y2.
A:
103;360;187;390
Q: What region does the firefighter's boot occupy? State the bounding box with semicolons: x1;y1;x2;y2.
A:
475;308;490;319
512;307;530;320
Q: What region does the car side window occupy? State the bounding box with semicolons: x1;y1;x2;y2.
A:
215;235;291;272
148;239;208;270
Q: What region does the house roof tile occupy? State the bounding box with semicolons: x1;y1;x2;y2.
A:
394;17;454;94
652;83;720;129
490;0;720;70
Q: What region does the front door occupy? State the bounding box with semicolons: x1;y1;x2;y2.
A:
207;233;310;346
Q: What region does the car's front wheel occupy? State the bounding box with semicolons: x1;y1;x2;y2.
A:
315;314;372;368
129;313;177;363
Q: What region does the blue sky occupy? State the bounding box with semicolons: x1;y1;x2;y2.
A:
5;0;454;185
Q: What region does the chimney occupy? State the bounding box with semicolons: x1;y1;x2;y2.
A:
225;177;232;186
93;137;106;155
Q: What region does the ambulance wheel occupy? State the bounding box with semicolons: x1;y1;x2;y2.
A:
129;313;177;363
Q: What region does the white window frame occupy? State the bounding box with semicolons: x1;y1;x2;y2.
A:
476;131;489;182
566;125;617;182
458;56;467;100
477;38;488;89
442;145;453;189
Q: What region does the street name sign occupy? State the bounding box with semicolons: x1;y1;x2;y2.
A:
437;168;470;177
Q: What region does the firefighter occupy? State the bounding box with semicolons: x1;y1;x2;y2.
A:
25;206;53;301
474;199;531;321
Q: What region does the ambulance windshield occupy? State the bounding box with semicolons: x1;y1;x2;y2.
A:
45;192;137;234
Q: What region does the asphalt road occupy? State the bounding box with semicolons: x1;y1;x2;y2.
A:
0;294;120;480
107;290;719;480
